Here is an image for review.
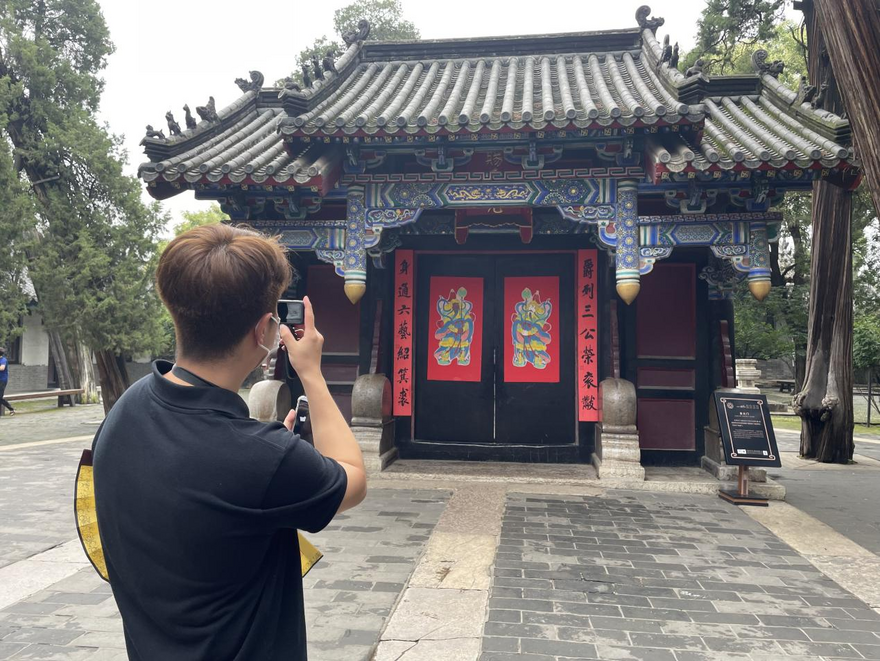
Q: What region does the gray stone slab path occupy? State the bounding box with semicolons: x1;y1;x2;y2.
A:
482;491;880;661
0;405;104;447
0;488;448;661
0;444;85;569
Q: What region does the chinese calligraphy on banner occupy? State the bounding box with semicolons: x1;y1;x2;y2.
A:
578;250;599;421
427;276;484;382
393;250;414;415
504;276;560;383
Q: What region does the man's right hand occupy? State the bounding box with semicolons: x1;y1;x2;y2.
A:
279;296;324;382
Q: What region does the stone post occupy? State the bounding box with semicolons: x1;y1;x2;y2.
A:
735;358;762;394
351;374;398;473
592;377;645;480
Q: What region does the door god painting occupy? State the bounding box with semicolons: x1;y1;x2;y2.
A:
504;276;560;383
434;287;475;367
511;288;553;370
427;276;484;382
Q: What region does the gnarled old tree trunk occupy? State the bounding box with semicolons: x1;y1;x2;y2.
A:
794;1;858;462
794;184;854;462
95;350;130;415
814;0;880;214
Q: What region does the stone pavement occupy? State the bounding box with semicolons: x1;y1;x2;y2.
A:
0;405;103;447
482;492;880;661
3;409;880;660
0;457;449;661
0;444;85;568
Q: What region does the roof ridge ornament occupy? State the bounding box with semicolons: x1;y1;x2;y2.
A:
140;125;165;145
235;71;265;93
341;19;371;46
166;112;182;137
635;6;665;34
323;49;338;76
685;58;706;78
752;49;785;79
183;105;197;130
196;96;219;123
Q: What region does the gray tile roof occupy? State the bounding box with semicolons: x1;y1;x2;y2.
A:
280;43;698;137
651;95;853;173
138;15;857;193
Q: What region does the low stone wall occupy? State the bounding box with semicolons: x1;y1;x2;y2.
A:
4;365;49;394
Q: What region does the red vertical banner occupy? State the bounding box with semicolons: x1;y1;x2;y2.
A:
504;276;560;383
393;250;414;416
578;250;599;421
427;276;484;382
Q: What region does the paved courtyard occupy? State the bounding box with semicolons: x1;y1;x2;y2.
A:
483;492;880;660
2;408;880;660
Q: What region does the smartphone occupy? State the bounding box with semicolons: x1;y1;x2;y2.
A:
292;395;313;445
278;299;305;327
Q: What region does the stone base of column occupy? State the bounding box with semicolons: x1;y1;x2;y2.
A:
247;379;291;423
593;425;645;480
352;418;398;474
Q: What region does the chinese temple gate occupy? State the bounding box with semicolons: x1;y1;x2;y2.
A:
139;7;859;474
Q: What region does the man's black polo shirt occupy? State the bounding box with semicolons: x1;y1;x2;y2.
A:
92;361;347;660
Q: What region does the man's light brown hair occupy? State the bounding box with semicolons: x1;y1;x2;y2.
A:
156;224;292;360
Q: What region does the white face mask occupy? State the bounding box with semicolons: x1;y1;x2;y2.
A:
257;314;282;373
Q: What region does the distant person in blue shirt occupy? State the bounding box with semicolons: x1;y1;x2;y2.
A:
0;346;15;416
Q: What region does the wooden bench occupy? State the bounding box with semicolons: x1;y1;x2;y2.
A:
1;388;85;415
775;379;796;393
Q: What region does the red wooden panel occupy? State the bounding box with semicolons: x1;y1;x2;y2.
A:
307;266;360;353
636;264;696;359
638;398;696;450
322;364;358;383
637;367;696;390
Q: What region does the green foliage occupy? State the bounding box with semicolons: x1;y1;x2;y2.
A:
0;118;34;346
853;315;880;371
0;0;169;361
333;0;419;42
279;0;419;87
734;282;807;362
689;0;786;75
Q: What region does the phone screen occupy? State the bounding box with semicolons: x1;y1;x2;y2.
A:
278;299;305;326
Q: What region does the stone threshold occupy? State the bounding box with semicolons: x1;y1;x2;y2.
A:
377;460;786;500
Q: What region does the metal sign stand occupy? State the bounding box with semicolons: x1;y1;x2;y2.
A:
718;465;769;507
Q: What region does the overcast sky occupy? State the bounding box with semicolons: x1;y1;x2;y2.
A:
94;0;792;231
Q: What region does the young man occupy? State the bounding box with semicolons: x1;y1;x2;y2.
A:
0;347;15;416
92;224;366;660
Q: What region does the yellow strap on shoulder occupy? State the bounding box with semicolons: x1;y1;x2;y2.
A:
74;449;321;581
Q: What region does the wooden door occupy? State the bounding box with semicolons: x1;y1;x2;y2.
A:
494;255;576;445
414;253;575;446
626;262;707;461
415;254;496;443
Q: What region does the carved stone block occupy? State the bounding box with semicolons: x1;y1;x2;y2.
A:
592;378;645;480
351;374;397;472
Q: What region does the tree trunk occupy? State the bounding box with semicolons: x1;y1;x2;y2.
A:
793;2;856;463
95;350;130;414
814;0;880;215
794;183;855;461
68;338;99;404
47;329;73;391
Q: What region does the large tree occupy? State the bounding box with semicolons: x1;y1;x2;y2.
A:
281;0;419;86
689;0;786;74
0;0;168;411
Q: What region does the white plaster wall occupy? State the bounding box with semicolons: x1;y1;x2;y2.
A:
21;312;50;366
